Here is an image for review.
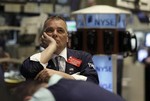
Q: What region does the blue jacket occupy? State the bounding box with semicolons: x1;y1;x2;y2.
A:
20;49;99;84
30;75;124;101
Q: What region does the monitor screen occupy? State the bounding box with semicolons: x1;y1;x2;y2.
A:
137;12;149;23
137;48;148;62
145;33;150;47
66;21;77;32
134;31;145;48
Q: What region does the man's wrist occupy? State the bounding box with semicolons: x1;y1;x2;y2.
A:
71;74;87;81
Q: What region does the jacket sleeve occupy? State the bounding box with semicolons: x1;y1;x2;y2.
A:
79;51;99;84
20;57;44;79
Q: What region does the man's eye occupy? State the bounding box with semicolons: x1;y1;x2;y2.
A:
45;29;54;33
57;29;65;33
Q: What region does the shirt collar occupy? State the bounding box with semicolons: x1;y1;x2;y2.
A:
30;87;55;101
52;48;67;61
48;74;63;86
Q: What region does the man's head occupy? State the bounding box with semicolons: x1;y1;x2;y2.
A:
11;75;124;101
11;80;47;101
41;15;68;54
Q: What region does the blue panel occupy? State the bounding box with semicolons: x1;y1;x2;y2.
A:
92;55;113;92
66;21;77;32
117;14;126;29
76;14;85;28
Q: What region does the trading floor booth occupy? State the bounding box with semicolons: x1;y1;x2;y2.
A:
72;5;133;93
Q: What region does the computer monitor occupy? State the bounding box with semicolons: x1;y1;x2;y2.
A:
137;12;149;23
145;33;150;47
66;21;77;32
137;48;148;62
134;31;145;49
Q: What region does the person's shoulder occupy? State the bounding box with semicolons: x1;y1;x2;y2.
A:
67;48;93;61
67;48;92;56
54;78;124;101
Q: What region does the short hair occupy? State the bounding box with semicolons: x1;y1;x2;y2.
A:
43;15;66;28
11;80;44;101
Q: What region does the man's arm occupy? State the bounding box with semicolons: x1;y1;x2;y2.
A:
20;32;57;79
35;69;75;82
40;32;57;64
67;49;99;84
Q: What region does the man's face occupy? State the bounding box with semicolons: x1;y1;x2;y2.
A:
43;19;68;54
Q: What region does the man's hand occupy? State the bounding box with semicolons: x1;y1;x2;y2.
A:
41;32;56;48
35;68;75;82
40;32;57;64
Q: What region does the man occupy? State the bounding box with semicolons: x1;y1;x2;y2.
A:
142;48;150;101
0;65;12;101
11;74;124;101
20;15;99;84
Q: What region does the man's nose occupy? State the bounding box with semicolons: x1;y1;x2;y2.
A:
52;30;57;37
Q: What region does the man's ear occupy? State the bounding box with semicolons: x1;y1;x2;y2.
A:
67;37;69;43
24;96;32;101
67;33;69;43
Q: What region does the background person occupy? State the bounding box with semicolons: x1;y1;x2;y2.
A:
11;74;124;101
142;48;150;101
0;65;12;101
0;46;11;72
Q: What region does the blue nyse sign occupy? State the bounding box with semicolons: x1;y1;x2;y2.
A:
86;14;116;28
76;14;126;29
93;55;113;92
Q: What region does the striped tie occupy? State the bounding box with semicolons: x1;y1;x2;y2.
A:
54;56;65;72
